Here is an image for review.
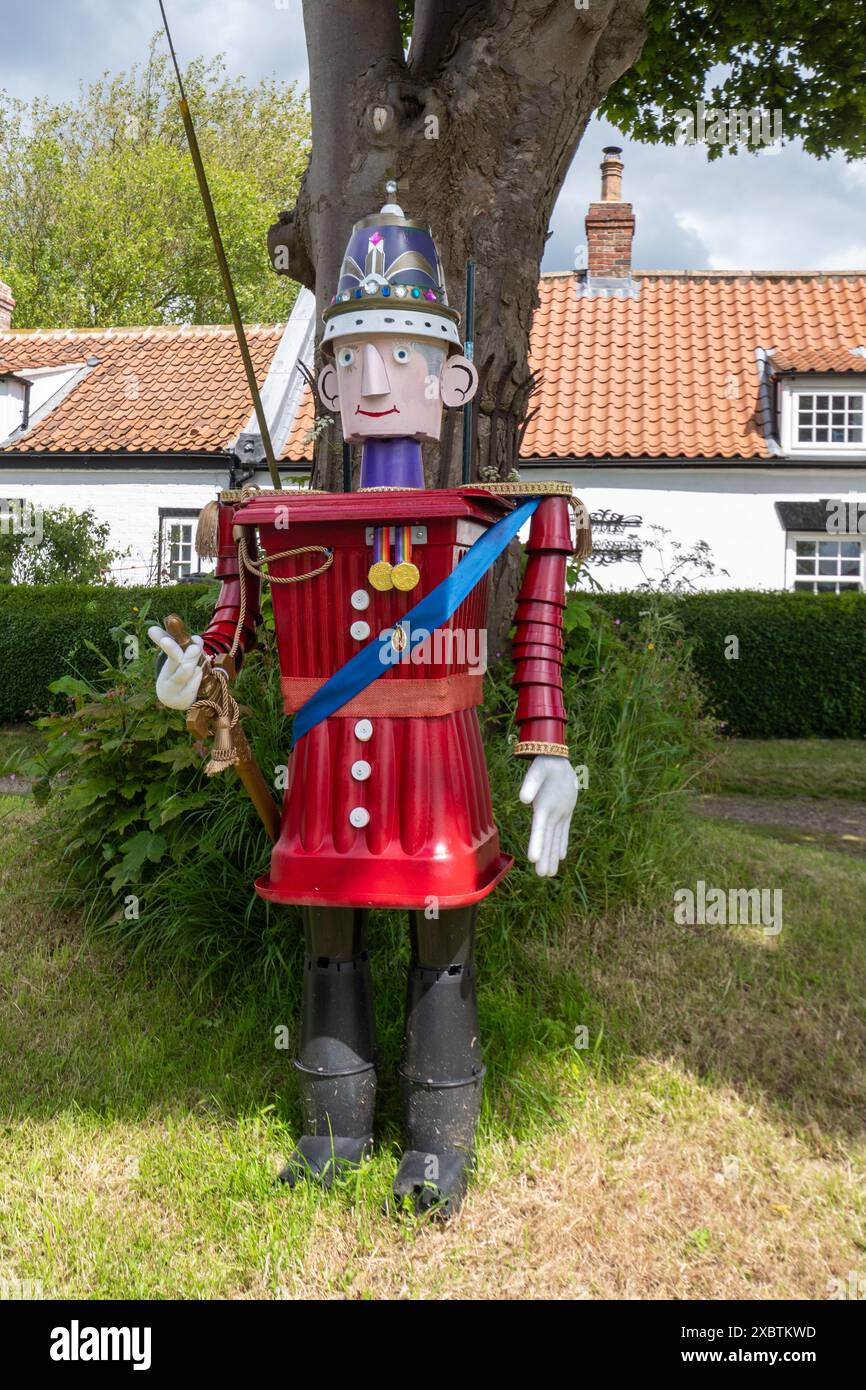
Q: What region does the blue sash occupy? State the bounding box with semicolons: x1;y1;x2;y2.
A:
292;498;540;744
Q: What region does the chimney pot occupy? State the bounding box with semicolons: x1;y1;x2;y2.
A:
600;146;624;202
584;149;634;279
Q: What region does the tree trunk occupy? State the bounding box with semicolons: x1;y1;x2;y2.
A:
268;0;649;637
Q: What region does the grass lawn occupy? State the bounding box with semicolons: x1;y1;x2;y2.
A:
0;735;864;1299
704;737;866;800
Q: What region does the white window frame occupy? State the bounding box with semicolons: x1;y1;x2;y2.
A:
785;530;864;593
780;375;866;457
159;513;198;583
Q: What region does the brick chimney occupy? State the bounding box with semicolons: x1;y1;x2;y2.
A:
0;279;14;330
585;147;635;279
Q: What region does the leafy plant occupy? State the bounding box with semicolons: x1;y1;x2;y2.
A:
0;39;310;328
0;503;126;585
23;580;711;1000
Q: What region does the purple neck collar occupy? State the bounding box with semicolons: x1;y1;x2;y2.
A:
359;437;424;490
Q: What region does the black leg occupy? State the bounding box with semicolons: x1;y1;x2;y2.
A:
393;906;484;1217
280;905;377;1189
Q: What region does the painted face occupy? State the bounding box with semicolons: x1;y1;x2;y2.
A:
317;334;478;444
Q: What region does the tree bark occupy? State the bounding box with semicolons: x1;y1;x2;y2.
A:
270;0;649;634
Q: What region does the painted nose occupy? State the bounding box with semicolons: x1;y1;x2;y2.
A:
361;343;390;397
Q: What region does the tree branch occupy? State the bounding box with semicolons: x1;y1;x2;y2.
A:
267;204;315;289
409;0;490;78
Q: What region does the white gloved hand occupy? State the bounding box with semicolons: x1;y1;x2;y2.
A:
148;625;207;711
519;754;579;878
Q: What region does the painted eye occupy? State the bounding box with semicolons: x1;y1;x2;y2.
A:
337;347;356;367
392;345;411;364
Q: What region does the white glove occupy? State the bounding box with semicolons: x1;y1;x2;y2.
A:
148;625;207;711
519;754;579;878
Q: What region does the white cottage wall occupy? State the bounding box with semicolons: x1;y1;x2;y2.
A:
0;469;226;583
527;465;866;590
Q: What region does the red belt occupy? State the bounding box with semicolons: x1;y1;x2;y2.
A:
281;672;484;718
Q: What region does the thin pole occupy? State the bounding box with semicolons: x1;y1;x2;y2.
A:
157;0;283;492
461;260;476;484
342;440;352;492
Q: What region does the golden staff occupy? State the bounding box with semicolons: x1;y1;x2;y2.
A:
164;615;281;843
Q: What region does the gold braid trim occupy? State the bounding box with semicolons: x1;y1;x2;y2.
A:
464;480;573;497
464;481;592;563
217;485;332;504
514;740;570;759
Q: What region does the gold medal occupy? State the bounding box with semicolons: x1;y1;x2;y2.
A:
391;561;420;592
368;560;394;591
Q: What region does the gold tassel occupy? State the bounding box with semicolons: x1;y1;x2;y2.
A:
195;499;220;560
571;495;593;564
204;708;239;776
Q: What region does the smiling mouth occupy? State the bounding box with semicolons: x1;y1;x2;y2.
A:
356;406;399;417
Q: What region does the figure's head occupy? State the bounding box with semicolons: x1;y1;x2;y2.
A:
317;334;477;444
318;182;478;443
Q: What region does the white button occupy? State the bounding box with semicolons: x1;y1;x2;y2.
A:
349;807;370;828
354;719;373;742
351;760;372;781
350;620;370;641
350;589;370;611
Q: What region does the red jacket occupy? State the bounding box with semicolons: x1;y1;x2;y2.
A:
201;487;575;909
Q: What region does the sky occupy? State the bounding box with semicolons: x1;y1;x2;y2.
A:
2;0;865;275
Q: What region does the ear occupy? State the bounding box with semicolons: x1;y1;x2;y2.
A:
441;354;479;408
317;362;340;410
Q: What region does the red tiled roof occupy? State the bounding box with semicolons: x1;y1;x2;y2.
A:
5;272;866;465
284;382;316;461
769;345;866;375
0;324;283;454
524;272;866;460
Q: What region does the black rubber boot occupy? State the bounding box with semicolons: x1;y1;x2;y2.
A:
393;907;483;1217
280;907;377;1189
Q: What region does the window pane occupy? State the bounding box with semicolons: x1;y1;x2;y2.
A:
816;395;829;408
793;580;815;591
817;582;836;592
798;428;812;441
818;559;837;575
840;559;860;575
796;559;815;574
832;395;845;409
832;429;845;442
851;428;863;442
840;542;860;557
799;395;813;409
796;541;816;555
815;428;829;441
818;541;839;556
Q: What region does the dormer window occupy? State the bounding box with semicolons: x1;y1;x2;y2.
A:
796;392;863;445
775;371;866;456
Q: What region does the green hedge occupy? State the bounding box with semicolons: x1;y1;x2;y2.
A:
2;582;865;737
594;590;866;738
0;582;213;722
